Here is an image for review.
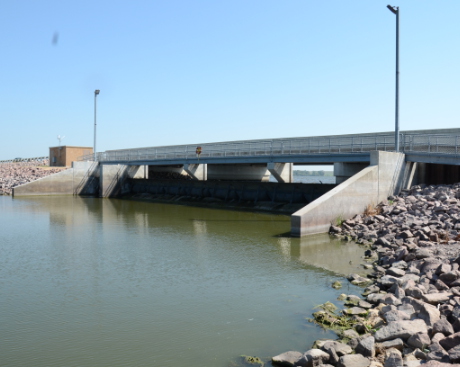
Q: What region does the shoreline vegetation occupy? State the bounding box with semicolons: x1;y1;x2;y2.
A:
257;183;460;367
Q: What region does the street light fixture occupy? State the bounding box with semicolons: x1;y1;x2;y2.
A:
387;5;400;152
94;89;100;159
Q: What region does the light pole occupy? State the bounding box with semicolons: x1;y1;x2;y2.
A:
94;89;100;159
387;5;399;152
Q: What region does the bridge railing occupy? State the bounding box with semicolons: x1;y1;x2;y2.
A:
401;134;460;155
77;133;460;163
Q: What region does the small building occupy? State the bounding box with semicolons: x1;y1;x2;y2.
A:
49;146;93;167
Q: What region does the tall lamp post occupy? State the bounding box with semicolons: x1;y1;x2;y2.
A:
387;5;400;152
94;89;100;159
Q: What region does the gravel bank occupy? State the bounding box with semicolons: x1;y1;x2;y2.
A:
270;183;460;367
0;160;67;195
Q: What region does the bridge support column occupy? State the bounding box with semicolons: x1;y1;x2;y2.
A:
267;162;293;183
184;163;207;181
100;164;143;197
334;162;369;184
129;165;148;179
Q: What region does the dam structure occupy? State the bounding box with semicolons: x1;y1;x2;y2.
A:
13;128;460;237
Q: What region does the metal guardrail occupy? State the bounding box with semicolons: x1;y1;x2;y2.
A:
401;134;460;155
0;156;49;164
77;133;460;163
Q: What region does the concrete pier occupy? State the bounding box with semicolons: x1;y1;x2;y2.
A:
99;164;146;198
267;162;293;183
184;163;207;181
334;162;369;184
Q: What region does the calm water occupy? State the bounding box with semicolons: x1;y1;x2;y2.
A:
0;195;363;367
270;174;335;184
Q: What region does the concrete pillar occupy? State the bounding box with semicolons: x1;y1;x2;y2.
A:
403;162;417;190
127;165;147;179
184;163;207;181
414;162;426;186
100;164;128;198
369;150;406;203
267;162;293;183
333;162;369;184
207;164;270;181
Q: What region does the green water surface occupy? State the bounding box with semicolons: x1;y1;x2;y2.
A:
0;196;364;367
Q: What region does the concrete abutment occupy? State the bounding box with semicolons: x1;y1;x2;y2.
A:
13;161;99;196
291;151;408;237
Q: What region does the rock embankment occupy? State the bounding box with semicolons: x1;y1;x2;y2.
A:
0;160;66;195
271;183;460;367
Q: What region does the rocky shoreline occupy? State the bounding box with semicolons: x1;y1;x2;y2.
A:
269;183;460;367
0;160;66;195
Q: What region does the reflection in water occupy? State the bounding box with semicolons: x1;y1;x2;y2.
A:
2;196;364;367
291;233;369;276
192;219;208;234
277;237;291;261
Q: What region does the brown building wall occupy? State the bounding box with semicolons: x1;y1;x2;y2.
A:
49;146;93;167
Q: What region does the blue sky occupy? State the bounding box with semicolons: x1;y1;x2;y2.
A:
1;0;459;160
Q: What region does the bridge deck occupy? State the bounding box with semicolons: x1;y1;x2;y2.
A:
79;128;460;166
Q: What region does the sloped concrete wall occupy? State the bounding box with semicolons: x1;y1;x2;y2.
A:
13;161;99;197
291;151;407;237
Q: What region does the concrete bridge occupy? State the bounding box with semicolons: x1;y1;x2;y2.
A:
78;127;460;182
13;128;460;237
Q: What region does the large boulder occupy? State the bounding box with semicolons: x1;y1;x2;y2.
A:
384;348;403;367
356;336;375;358
407;332;431;349
383;310;410;322
337;354;370;367
422;292;452;305
427;341;451;363
440;332;460;351
375;320;428;342
321;341;352;356
299;349;330;367
449;344;460;363
433;318;454;336
421;361;460;366
271;351;303;366
417;303;441;327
